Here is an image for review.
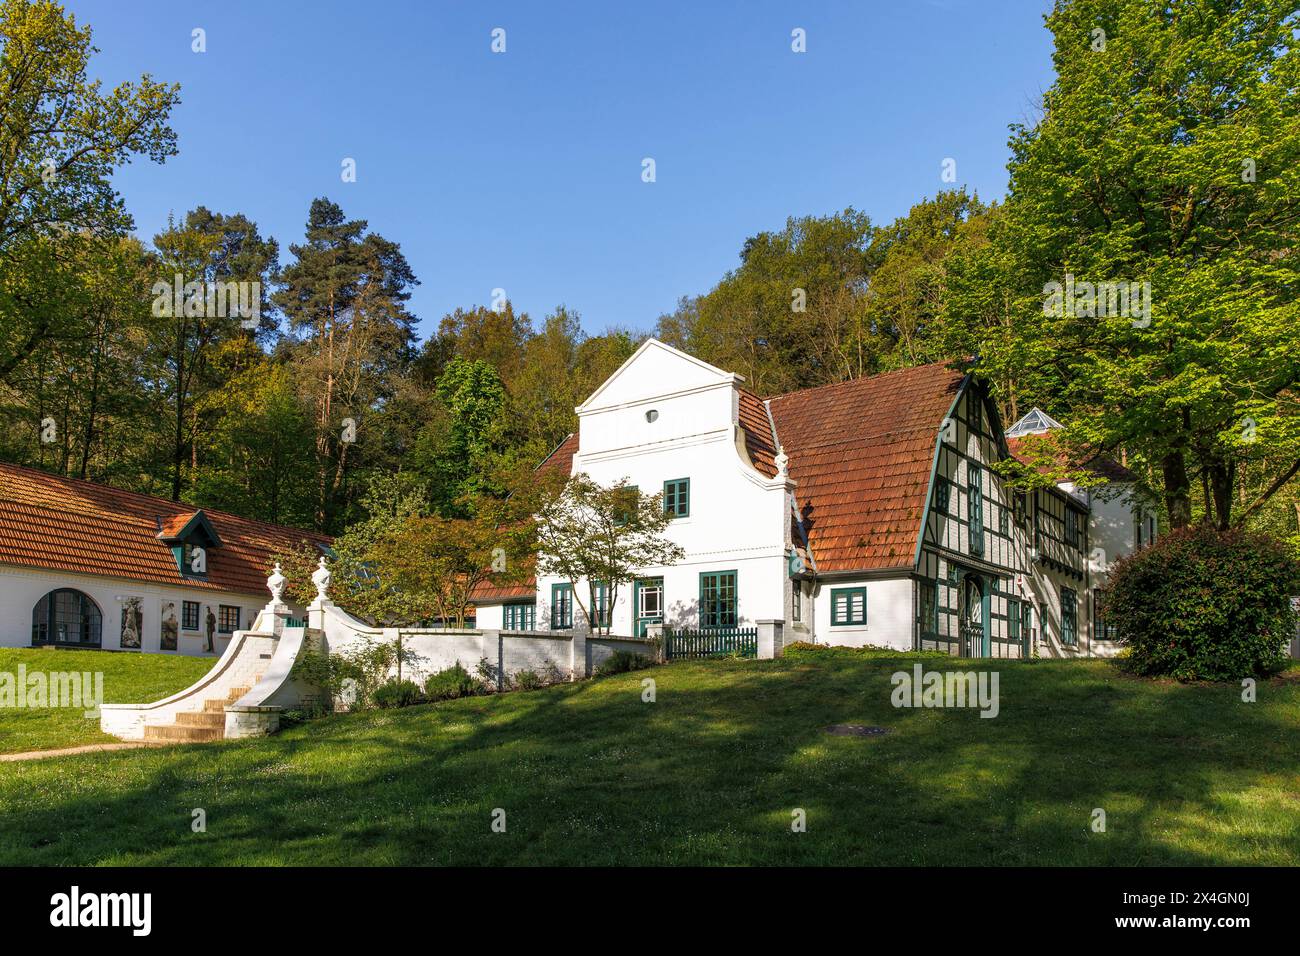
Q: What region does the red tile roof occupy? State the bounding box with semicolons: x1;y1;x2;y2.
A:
0;461;330;595
737;387;779;477
768;363;966;573
539;433;578;477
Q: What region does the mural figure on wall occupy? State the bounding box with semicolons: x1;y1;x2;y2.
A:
205;606;216;653
160;600;178;651
120;597;142;650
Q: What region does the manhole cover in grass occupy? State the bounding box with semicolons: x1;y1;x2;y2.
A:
824;724;891;737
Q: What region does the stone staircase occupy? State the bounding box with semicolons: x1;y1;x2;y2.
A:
142;686;251;744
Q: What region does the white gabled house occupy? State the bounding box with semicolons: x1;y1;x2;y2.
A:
473;339;1156;658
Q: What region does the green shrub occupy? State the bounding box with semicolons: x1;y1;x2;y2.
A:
424;663;483;701
1107;524;1300;681
594;649;654;677
512;669;545;691
373;679;423;709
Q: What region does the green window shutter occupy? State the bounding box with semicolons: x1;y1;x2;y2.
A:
1008;598;1020;641
593;582;611;628
699;571;737;628
831;587;867;626
551;584;573;629
663;478;690;518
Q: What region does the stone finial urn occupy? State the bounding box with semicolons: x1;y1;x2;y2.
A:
775;448;789;478
311;556;331;602
267;562;286;602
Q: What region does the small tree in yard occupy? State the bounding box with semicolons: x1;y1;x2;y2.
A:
278;472;435;681
533;474;685;635
369;493;535;629
1107;524;1300;681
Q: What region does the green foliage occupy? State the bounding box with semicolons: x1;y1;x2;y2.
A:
373;679;423;709
510;669;545;691
961;0;1300;529
593;649;654;677
422;357;508;511
1107;524;1300;681
291;638;407;711
423;663;483;701
0;0;179;385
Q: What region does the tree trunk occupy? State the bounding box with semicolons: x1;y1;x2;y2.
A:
1209;459;1234;531
1162;449;1193;529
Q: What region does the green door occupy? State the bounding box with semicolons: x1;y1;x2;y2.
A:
959;574;989;658
633;577;663;637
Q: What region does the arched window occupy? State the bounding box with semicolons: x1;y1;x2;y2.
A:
31;589;103;647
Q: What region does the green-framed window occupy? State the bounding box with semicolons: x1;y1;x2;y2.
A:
792;582;802;622
663;478;690;518
592;581;612;628
934;476;951;514
699;571;737;629
1065;507;1082;549
1008;597;1021;641
968;465;984;557
968;389;983;435
503;602;535;631
551;583;573;629
918;580;938;635
831;587;867;627
1021;602;1034;643
998;504;1008;536
1061;587;1078;646
614;485;639;526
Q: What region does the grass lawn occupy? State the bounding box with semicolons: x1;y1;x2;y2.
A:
1;646;1297;866
0;648;213;754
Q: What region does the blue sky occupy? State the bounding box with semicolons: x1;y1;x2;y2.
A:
66;0;1056;340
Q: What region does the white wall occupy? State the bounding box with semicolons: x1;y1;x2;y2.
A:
810;576;914;650
0;563;270;656
532;340;794;634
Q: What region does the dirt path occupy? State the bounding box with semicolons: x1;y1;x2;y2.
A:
0;742;166;762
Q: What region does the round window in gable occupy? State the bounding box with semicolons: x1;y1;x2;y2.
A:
645;409;659;423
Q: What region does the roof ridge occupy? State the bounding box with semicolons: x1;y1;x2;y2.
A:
0;460;327;541
764;360;962;404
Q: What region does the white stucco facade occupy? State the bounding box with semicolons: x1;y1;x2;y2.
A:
533;341;794;638
0;563;268;657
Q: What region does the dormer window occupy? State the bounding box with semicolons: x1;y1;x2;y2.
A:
156;510;223;579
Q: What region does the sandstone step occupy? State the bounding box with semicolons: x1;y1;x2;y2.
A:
143;724;224;743
175;711;226;729
226;686;251;702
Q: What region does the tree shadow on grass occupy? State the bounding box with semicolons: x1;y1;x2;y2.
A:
2;656;1297;865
